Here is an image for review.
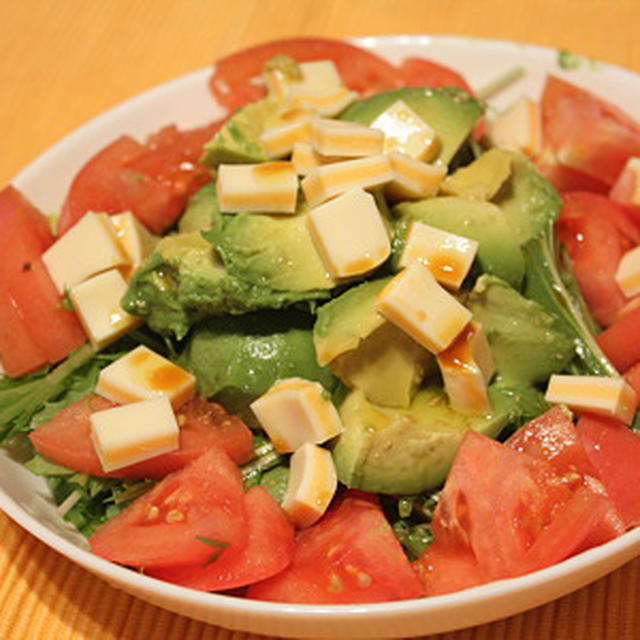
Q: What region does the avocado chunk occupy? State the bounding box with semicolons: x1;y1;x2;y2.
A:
467;275;574;385
181;311;337;421
332;322;435;409
440;148;512;201
313;278;390;366
333;383;517;495
340;87;483;165
392;197;525;289
178;183;220;233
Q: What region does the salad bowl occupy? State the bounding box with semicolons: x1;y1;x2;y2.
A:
2;35;640;638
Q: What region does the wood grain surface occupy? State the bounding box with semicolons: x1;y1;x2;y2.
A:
2;1;640;638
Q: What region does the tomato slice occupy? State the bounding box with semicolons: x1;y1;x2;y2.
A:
541;75;640;186
535;153;610;194
506;406;597;480
624;361;640;397
247;492;423;603
148;486;294;591
558;192;630;327
577;413;640;528
209;37;401;112
398;57;473;94
597;305;640;372
29;394;254;477
90;446;247;568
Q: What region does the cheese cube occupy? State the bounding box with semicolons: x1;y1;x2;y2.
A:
370;100;439;161
385;151;447;201
90;396;179;472
260;118;312;159
288;87;358;117
398;221;479;290
109;212;159;279
301;154;394;207
291;142;343;175
250;377;343;453
377;262;472;354
69;269;142;348
310;119;384;158
42;211;130;293
217;162;298;213
437;322;495;413
615;245;640;298
265;60;343;103
96;345;196;409
545;374;638;425
307;188;391;278
488;97;542;158
281;443;337;528
610;157;640;205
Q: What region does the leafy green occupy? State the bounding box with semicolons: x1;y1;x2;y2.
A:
195;537;231;566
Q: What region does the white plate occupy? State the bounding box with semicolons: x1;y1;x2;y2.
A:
3;35;640;638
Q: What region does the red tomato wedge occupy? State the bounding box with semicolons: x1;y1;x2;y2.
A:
59;121;221;235
29;395;254;478
148;486;294;591
541;75;640;186
506;406;597;480
6;258;86;365
0;283;48;377
624;361;640;397
597;305;640;372
209;37;401;112
398;57;473;94
577;413;640;528
535;153;610;194
247;493;423;603
558;192;630;327
90;446;247;568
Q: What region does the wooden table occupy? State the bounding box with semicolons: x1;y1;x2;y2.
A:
2;1;640;638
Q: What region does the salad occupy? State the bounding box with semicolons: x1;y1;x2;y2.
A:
2;36;640;604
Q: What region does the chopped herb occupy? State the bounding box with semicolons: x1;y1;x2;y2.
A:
196;536;231;566
557;49;600;71
263;54;303;81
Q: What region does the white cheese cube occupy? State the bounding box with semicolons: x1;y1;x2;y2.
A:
545;374;638;425
265;60;343;103
310;119;384;158
42;211;130;293
69;269;142;349
385;151;447;201
306;188;391;278
96;345;196;409
488;97;542;158
109;212;159;280
90;396;179;472
260;119;312;159
377;262;472;354
250;377;343;453
370;100;439;161
217;162;298;214
615;245;640;298
288;87;358;117
301;154;394;207
291;142;343;175
610;157;640;205
437;322;494;413
282;443;337;528
398;221;479;290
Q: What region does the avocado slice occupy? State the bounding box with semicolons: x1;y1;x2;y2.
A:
340;87;483;165
333;383;517;495
392;197;525;289
467;275;574;385
178;183;220;233
440;148;513;201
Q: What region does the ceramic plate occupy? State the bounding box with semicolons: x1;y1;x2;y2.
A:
3;35;640;638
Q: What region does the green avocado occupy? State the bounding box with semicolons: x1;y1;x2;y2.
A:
440;148;513;201
178;183;220;233
467;275;574;385
392;197;525;289
181;311;336;420
333;383;517;495
339;87;483;165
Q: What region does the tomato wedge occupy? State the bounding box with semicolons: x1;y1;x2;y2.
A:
29;394;254;477
149;486;294;591
247;492;423;603
209;37;401;113
90;446;247;568
597;305;640;372
398;57;473;94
